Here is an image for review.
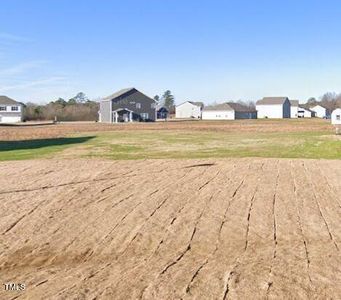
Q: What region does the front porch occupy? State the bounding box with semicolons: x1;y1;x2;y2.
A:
112;108;134;123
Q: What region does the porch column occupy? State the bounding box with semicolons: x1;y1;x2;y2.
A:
129;111;133;122
114;111;118;123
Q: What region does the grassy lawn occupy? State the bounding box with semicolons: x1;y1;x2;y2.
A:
2;129;339;161
82;130;340;160
1;123;340;161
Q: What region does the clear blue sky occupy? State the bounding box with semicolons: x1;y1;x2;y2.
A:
1;0;341;104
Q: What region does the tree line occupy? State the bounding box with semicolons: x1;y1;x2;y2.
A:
23;92;99;121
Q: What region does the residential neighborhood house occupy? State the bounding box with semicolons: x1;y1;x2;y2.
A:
156;105;169;119
289;100;299;118
175;101;203;119
331;108;341;125
99;88;157;123
256;97;291;119
310;105;329;118
0;96;23;123
298;106;316;118
202;102;257;120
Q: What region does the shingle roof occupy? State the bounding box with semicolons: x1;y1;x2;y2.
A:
298;106;314;112
203;103;234;111
290;100;299;106
0;96;20;105
226;102;257;112
103;88;136;101
256;97;289;105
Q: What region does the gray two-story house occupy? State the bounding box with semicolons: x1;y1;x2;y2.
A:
99;88;157;123
0;96;23;123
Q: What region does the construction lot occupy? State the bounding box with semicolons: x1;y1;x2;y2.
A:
0;158;340;299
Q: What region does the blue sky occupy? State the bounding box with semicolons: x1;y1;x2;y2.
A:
1;0;341;104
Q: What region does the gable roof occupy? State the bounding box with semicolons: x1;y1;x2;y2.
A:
226;102;257;112
102;88;156;103
290;100;299;106
177;101;203;108
0;96;21;105
188;101;204;108
103;88;135;101
310;104;326;110
298;106;314;113
256;97;289;105
203;103;234;111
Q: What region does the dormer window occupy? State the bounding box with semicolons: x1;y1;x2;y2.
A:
11;106;19;111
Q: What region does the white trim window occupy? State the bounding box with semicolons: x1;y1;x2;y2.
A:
140;113;149;120
136;103;141;109
11;106;19;111
0;106;6;111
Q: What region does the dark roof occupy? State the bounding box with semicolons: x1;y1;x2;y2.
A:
204;102;256;112
298;106;314;112
226;102;257;112
256;97;289;105
290;100;299;106
0;96;21;105
157;106;169;112
203;103;234;111
103;88;136;101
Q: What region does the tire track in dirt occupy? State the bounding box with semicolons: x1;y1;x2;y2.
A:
302;162;339;252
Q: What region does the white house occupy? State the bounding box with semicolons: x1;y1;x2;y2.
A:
331;108;341;125
290;100;299;118
256;97;291;119
310;105;328;118
298;106;315;118
175;101;203;119
202;102;257;120
0;96;23;123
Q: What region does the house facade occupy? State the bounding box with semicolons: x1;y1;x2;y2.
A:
290;100;299;118
99;88;156;123
331;108;341;125
202;102;257;120
0;96;23;123
175;101;203;118
156;106;169;119
256;97;291;119
310;105;328;118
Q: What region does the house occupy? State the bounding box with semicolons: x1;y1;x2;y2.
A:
99;88;157;123
175;101;203;119
0;96;23;123
298;106;316;118
310;105;329;118
156;106;169;119
290;100;299;118
202;102;257;120
256;97;291;119
331;108;341;125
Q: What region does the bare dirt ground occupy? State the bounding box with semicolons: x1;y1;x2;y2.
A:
0;119;333;141
0;158;340;299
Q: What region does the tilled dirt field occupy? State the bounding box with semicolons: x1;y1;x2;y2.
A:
0;158;340;299
0;118;333;141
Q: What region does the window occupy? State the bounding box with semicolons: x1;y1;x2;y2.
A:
140;113;149;120
0;106;6;111
337;115;340;121
136;103;141;109
11;106;19;111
